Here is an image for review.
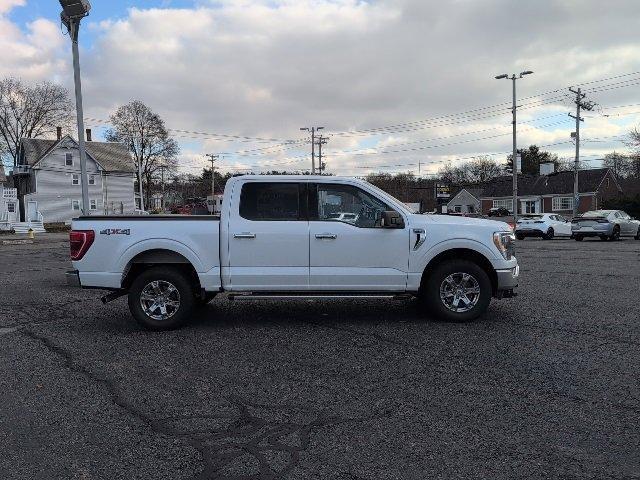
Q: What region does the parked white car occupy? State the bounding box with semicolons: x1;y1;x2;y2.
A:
66;176;519;330
514;213;572;240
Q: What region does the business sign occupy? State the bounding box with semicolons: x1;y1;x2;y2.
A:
435;184;451;199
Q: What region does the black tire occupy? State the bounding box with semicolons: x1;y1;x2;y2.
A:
543;228;554;240
419;259;492;322
575;235;584;241
609;226;620;241
635;227;640;240
515;233;525;240
128;266;196;331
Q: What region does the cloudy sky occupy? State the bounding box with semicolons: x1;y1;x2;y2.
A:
2;0;639;177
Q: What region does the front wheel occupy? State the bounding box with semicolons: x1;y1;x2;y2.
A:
575;235;584;241
515;233;525;240
543;228;554;240
128;266;196;330
420;260;492;322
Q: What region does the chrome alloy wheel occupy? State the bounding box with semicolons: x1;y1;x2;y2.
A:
140;280;181;321
439;272;481;313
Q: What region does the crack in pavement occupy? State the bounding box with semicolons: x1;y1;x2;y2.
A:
21;327;393;479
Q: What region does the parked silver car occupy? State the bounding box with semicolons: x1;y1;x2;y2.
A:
572;210;640;241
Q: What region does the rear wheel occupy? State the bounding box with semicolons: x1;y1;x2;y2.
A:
543;228;554;240
420;260;492;322
609;226;620;241
574;235;584;241
128;266;196;330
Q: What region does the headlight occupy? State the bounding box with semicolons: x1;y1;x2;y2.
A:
493;231;515;260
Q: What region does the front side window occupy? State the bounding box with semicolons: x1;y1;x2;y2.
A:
65;153;73;166
239;182;301;221
72;174;79;185
316;183;392;228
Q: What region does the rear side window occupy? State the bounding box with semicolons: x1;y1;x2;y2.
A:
239;182;301;221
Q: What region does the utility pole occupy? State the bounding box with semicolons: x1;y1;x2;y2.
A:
159;165;166;211
300;126;324;174
495;70;533;223
568;87;595;218
205;154;218;214
316;135;328;174
137;161;144;212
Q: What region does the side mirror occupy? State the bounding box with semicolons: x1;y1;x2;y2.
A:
381;210;405;229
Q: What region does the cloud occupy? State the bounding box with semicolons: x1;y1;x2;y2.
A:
3;0;640;175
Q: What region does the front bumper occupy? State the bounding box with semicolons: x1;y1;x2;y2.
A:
65;269;81;287
496;264;519;292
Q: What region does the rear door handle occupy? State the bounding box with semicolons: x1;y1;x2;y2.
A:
234;233;256;239
315;233;337;240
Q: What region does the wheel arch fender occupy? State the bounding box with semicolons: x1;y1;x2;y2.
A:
417;240;499;293
117;240;205;289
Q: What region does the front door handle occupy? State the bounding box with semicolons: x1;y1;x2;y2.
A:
234;233;256;239
315;233;337;240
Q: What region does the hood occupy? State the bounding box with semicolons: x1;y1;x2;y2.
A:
412;213;512;231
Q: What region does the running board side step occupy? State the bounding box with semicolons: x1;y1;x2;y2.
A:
228;293;414;301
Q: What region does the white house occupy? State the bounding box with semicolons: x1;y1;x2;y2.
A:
13;132;136;225
447;188;482;214
0;164;20;230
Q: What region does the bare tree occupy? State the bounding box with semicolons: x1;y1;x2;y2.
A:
603;152;632;179
105;100;179;208
0;77;73;167
438;157;503;184
625;127;640;179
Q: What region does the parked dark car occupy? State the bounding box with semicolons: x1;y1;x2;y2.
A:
488;207;511;217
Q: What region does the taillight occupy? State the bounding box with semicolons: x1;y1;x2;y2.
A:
70;230;95;260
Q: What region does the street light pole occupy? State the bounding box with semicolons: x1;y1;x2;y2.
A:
60;1;91;215
495;70;533;223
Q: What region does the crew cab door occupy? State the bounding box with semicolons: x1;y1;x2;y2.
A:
308;182;409;291
226;181;309;290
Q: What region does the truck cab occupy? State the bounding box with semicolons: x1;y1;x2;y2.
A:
68;176;519;330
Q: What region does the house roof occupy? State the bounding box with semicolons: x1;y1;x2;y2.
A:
448;187;483;204
0;164;6;183
20;137;135;173
480;168;618;198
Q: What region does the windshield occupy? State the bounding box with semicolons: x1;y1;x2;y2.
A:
582;211;608;218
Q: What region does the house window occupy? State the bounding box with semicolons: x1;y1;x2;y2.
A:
7;203;16;213
552;196;573;211
72;200;80;211
492;199;513;212
90;199;97;210
72;174;79;185
467;205;475;213
88;175;96;185
65;153;73;166
453;205;462;213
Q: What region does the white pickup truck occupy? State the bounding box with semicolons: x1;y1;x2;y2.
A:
67;176;519;330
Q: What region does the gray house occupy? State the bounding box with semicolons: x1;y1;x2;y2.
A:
447;188;482;214
13;132;136;224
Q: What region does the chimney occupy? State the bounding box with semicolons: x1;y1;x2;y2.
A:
539;161;555;176
56;127;62;140
85;128;92;142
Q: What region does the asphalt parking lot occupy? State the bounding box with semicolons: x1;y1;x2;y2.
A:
1;234;639;479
